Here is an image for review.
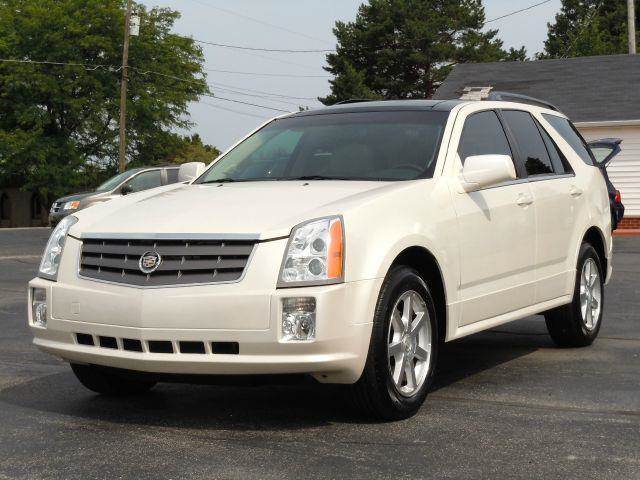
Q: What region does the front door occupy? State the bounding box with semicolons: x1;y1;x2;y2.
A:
451;110;537;326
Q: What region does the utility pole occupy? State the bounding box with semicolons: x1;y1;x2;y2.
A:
629;0;637;55
118;0;133;173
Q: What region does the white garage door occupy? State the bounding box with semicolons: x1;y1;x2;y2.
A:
578;124;640;217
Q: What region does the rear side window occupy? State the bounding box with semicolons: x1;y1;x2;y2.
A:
502;110;553;176
542;114;595;165
536;121;573;174
458;110;512;162
166;168;179;184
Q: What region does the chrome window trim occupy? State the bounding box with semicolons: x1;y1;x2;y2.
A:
475;172;575;192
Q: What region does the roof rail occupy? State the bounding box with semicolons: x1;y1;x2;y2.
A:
333;99;375;105
485;91;560;112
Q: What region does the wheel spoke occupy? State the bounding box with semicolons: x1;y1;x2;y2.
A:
402;295;412;331
388;341;403;358
409;311;425;337
392;352;405;386
391;310;404;334
405;358;417;390
415;345;429;362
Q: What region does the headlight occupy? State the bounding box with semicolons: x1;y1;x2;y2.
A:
278;216;344;287
64;201;80;210
38;215;78;280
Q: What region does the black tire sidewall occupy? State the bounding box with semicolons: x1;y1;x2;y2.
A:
371;267;439;416
572;244;604;341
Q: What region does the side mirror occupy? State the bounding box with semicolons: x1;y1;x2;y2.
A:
120;184;133;195
459;154;517;193
178;162;206;183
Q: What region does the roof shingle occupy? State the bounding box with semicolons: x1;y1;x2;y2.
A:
433;54;640;123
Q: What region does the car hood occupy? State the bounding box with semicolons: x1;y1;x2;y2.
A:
72;180;408;240
55;191;97;203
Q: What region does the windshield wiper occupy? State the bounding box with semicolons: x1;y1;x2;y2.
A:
283;175;356;181
200;178;239;184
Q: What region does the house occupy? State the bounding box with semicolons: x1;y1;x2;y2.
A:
434;54;640;230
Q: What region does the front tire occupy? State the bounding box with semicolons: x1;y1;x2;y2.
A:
544;243;604;347
351;266;438;420
71;364;156;395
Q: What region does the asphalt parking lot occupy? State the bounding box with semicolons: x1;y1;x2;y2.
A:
0;228;638;480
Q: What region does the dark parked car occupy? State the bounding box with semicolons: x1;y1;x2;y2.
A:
49;165;183;227
588;138;625;230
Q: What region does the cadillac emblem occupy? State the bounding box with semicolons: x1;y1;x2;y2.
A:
139;251;162;274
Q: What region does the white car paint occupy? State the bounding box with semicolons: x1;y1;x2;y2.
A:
28;100;613;386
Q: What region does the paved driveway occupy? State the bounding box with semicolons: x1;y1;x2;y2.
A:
0;229;638;479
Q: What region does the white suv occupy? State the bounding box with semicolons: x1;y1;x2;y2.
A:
28;98;612;419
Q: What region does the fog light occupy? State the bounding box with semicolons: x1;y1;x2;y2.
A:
32;288;47;327
282;297;316;341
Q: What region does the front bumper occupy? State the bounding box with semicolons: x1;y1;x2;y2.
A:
28;237;380;384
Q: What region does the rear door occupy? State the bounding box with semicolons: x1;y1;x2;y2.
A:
451;109;537;326
501;110;582;303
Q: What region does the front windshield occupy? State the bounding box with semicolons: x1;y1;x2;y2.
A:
96;170;136;192
196;111;449;183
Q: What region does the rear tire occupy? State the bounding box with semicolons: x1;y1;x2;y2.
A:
351;266;438;420
71;364;156;395
544;243;604;347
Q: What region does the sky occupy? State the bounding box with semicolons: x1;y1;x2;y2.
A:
138;0;563;150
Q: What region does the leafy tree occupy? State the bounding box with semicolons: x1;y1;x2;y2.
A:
320;0;525;104
541;0;639;58
0;0;209;202
132;132;220;167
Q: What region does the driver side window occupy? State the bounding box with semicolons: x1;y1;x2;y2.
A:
125;170;162;193
458;111;513;164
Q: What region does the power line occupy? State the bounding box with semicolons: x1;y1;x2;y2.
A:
185;0;332;46
0;59;303;112
0;58;119;71
198;100;271;119
201;92;291;113
210;81;317;101
485;0;554;24
202;66;329;78
192;39;334;53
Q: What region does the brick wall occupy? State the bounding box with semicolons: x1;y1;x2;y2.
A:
619;217;640;230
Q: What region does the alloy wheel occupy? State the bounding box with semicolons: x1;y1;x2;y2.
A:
387;290;432;397
580;258;602;331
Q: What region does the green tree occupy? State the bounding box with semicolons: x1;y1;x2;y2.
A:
320;0;525;104
541;0;639;58
0;0;209;202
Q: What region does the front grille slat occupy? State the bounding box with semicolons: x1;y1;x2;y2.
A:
79;238;254;287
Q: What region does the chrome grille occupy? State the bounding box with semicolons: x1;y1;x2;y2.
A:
79;238;255;286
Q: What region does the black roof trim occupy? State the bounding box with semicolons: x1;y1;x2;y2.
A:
486;91;560;112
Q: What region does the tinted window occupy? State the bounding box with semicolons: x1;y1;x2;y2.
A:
127;170;162;192
536;121;573;174
166;168;179;183
542;114;595;165
590;146;615;164
458;110;512;161
502;110;553;176
197;111;449;182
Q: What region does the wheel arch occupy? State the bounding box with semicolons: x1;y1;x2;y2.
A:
388;246;448;344
581;226;608;275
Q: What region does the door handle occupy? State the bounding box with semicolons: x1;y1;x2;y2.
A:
516;193;534;206
570;186;583;197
